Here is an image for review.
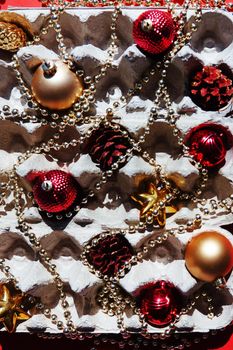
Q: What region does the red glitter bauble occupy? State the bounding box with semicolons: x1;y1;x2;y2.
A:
87;234;133;276
133;10;175;55
28;170;79;213
139;281;183;327
184;123;233;169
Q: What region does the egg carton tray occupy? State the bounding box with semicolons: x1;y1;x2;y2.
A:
0;6;232;334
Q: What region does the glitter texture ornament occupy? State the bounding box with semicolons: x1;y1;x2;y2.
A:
89;124;131;171
185;231;233;282
190;65;233;111
133;10;175;55
0;22;26;51
138;280;183;327
28;170;80;213
31;60;83;110
86;234;133;276
184;123;233;169
0;12;33;52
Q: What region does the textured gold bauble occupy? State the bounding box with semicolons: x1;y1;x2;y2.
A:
0;12;33;51
0;22;26;51
31;60;83;110
185;231;233;282
0;12;34;36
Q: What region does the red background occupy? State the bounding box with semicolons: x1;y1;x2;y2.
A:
0;0;232;349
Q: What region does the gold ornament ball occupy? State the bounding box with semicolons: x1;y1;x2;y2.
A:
0;22;26;51
185;231;233;282
31;60;83;110
0;12;34;52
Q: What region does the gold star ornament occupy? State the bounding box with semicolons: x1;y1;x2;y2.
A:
0;284;32;333
131;182;177;227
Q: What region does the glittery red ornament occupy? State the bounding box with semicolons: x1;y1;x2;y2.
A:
28;170;80;213
89;125;131;171
184;123;233;169
87;234;133;276
133;10;175;55
138;281;183;327
190;66;233;111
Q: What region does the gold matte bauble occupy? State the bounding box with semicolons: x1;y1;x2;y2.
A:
185;231;233;282
31;60;83;110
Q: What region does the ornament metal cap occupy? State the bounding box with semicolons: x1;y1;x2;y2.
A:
141;19;153;32
41;180;53;192
214;277;227;289
41;60;57;78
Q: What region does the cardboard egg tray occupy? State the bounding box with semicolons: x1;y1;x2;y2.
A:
0;6;232;333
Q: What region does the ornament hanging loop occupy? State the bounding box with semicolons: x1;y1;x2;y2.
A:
214;277;227;289
41;180;53;192
42;60;57;78
141;19;153;33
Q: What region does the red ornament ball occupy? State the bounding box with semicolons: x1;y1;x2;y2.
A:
133;10;175;55
28;170;79;213
184;123;233;169
139;280;183;327
87;234;133;276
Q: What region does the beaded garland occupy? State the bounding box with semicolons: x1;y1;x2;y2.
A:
0;0;232;349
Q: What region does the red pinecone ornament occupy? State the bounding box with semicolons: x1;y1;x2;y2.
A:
28;170;80;213
190;66;233;111
185;123;233;169
89;125;131;171
133;10;175;55
87;234;133;276
139;280;183;327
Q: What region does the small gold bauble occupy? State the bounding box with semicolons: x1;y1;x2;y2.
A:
0;12;33;52
185;231;233;282
31;60;83;110
0;12;34;36
0;22;26;52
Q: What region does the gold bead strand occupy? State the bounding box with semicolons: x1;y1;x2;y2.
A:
0;258;20;289
10;172;76;333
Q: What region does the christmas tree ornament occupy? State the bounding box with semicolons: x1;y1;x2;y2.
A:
31;60;83;110
138;280;183;327
0;12;33;51
133;10;175;55
89;124;131;171
131;182;176;227
0;22;26;51
85;234;134;277
184;123;233;169
27;170;81;213
185;231;233;282
190;65;233;111
0;284;31;333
